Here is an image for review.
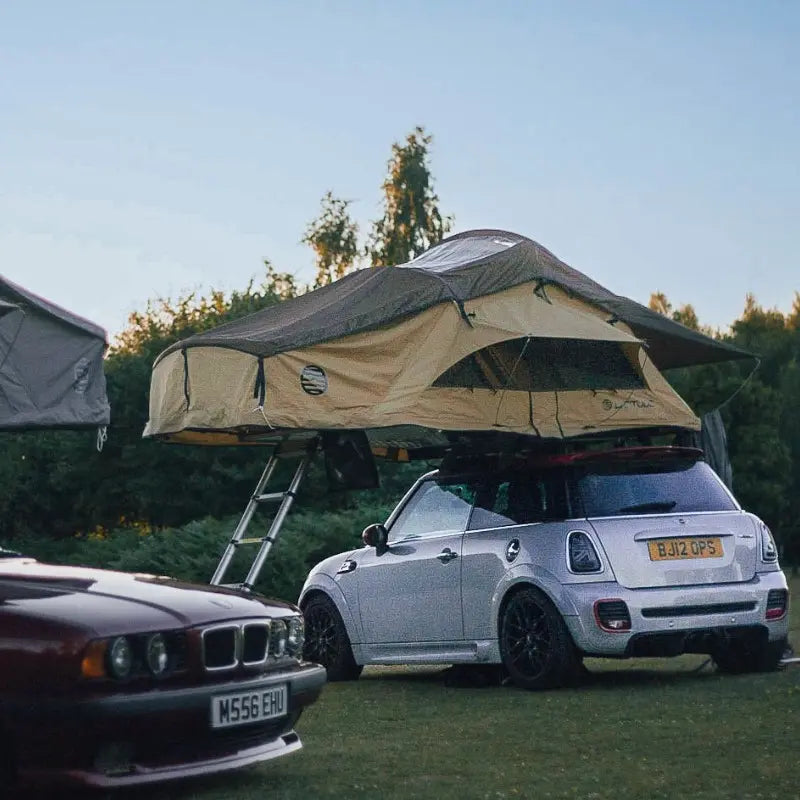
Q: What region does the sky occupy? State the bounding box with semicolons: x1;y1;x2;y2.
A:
1;0;798;340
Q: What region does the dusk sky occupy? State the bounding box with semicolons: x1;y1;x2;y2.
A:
2;1;798;340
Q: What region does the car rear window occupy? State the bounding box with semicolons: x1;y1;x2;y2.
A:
573;459;737;517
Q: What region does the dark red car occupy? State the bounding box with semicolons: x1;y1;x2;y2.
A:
0;550;325;790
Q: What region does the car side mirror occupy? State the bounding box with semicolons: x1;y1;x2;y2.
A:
362;523;389;554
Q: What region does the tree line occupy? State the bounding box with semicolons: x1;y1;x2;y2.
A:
3;126;799;580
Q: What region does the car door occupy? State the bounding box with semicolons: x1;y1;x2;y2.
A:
461;471;571;639
356;478;477;644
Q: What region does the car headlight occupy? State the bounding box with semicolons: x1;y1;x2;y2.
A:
146;633;169;675
287;616;305;657
270;619;287;657
108;636;133;679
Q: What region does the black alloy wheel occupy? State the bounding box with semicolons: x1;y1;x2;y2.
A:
499;586;580;690
302;594;363;681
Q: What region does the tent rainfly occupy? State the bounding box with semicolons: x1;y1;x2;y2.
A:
144;229;750;446
0;275;110;430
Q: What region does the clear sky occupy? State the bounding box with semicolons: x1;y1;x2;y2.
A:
2;0;798;340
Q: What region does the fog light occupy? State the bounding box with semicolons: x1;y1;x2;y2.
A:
270;619;287;657
766;589;788;620
146;633;169;675
108;637;133;679
594;599;631;632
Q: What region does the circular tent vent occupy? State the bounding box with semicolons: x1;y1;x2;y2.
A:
300;365;328;396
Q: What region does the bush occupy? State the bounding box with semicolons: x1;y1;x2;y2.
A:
6;501;396;604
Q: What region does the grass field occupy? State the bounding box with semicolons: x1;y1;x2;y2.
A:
101;576;800;799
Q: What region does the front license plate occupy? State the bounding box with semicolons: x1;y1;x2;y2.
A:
210;685;287;729
647;537;723;561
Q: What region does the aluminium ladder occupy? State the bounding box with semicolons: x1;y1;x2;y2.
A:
210;439;318;591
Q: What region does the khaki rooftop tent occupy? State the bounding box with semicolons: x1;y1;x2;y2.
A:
0;274;110;430
145;229;748;447
144;229;750;590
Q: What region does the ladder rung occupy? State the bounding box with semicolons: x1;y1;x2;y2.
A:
254;491;291;503
236;536;271;545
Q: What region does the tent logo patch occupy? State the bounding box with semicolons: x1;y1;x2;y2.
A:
602;397;654;412
300;365;328;396
73;358;91;394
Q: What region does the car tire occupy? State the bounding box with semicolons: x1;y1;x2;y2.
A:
302;594;363;681
499;586;581;690
713;636;787;674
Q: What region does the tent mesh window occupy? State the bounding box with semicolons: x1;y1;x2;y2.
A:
433;338;644;392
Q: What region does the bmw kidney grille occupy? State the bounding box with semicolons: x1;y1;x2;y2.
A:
201;621;271;671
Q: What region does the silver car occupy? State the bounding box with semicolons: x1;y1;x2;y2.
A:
299;446;789;689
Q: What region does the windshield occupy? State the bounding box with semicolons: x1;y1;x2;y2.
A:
573;460;737;517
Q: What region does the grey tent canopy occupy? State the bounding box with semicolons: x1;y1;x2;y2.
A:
0;299;19;319
145;229;749;446
0;274;110;430
156;229;749;370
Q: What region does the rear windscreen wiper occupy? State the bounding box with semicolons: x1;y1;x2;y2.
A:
617;500;677;514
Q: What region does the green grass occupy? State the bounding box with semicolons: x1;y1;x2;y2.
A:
108;576;800;800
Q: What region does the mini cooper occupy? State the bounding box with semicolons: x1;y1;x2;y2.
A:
300;446;789;689
0;554;325;789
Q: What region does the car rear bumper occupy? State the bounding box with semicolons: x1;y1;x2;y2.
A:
9;663;326;789
561;572;790;657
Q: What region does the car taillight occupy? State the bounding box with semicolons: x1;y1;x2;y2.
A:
594;599;631;632
766;589;788;620
568;531;602;573
759;522;779;563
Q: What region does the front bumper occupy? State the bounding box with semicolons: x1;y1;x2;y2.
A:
561;572;790;657
10;662;326;789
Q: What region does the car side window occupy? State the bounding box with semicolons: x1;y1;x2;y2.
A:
469;472;568;529
389;480;477;541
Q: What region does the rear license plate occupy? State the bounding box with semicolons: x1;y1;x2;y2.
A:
647;537;723;561
210;685;287;729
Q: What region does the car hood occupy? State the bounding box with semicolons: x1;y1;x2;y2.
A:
0;558;297;636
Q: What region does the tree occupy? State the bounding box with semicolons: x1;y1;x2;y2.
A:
302;192;360;287
650;292;800;564
368;126;452;267
648;292;672;317
648;293;701;332
788;291;800;330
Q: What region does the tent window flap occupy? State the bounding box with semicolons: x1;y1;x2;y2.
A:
433;338;644;393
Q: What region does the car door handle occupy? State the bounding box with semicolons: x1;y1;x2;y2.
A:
437;548;458;563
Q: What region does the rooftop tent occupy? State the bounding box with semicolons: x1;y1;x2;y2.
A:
144;229;749;446
0;274;111;430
